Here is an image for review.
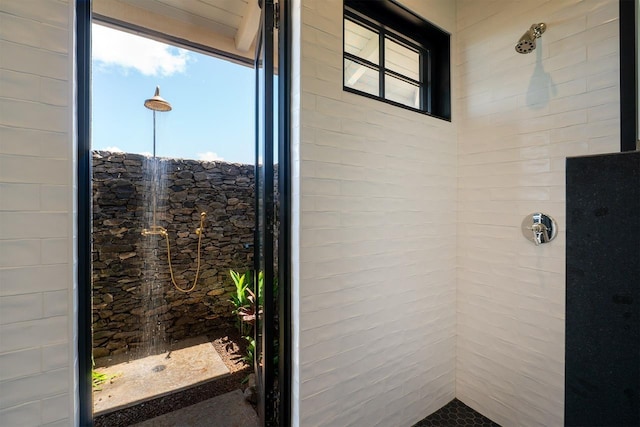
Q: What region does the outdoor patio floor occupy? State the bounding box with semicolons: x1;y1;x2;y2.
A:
93;336;230;415
131;389;259;427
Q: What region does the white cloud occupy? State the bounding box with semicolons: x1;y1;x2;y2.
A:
197;151;224;161
92;24;191;76
103;146;123;152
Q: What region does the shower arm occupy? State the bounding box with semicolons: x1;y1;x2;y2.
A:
531;23;546;38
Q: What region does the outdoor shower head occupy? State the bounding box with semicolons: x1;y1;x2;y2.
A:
144;86;172;111
515;23;546;54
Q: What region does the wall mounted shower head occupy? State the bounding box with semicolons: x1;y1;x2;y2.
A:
144;86;172;111
515;23;546;54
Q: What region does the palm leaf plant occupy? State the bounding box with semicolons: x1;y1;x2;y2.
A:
242;336;256;365
229;270;251;335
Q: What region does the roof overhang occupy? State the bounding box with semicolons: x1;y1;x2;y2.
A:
93;0;261;67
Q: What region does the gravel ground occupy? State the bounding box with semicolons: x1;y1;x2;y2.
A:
94;328;252;427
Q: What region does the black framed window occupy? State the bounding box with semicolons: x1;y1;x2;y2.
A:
343;0;450;120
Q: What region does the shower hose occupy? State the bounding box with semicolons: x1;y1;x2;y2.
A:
164;211;206;293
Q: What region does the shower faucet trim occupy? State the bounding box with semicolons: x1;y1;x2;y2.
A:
521;212;557;245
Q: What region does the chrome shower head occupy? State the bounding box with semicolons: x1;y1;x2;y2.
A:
515;23;546;54
144;86;172;112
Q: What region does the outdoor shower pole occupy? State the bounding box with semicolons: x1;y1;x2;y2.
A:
152;110;156;158
152;110;157;226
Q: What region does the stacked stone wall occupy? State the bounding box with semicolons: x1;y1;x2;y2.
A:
92;151;255;358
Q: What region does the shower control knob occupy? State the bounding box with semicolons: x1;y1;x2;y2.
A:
522;212;557;245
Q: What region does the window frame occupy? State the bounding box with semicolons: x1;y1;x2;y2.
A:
343;0;450;121
343;10;427;112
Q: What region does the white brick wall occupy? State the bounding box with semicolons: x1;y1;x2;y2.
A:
295;1;458;426
0;1;76;426
455;0;619;425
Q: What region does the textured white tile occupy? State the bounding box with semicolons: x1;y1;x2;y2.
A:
0;1;69;28
0;126;65;157
0;155;69;184
42;419;71;427
587;67;619;91
40;393;69;424
455;1;619;426
0;368;68;410
40;77;68;107
0;12;68;54
297;1;457;426
587;1;618;28
41;343;69;372
0;293;43;324
0;68;40;101
0;347;41;381
43;290;67;318
40;185;69;211
0;99;68;134
0;41;68;81
0;239;41;267
0;316;68;353
0;1;74;425
40;238;68;264
0;264;70;296
0;401;41;427
0;212;68;239
0;183;40;211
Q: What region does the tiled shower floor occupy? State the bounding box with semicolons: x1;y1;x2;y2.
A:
413;399;500;426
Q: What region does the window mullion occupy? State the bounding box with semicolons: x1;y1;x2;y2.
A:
344;52;379;70
419;52;425;111
385;69;421;86
425;50;432;113
379;28;385;99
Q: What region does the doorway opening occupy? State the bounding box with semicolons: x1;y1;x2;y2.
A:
77;2;290;425
89;21;258;426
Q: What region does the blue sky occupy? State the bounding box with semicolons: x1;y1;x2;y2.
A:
92;24;255;164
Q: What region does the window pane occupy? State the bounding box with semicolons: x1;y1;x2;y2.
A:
385;74;420;109
344;19;379;65
344;58;379;96
385;38;419;81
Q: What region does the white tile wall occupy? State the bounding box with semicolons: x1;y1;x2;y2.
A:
296;1;458;426
455;0;620;425
0;1;76;426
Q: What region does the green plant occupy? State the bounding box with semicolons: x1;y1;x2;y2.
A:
91;355;117;390
229;270;250;311
92;370;116;390
229;270;278;368
229;270;252;334
243;336;256;365
229;269;269;334
257;270;264;307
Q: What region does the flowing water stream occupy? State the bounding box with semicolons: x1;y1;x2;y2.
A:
138;156;170;357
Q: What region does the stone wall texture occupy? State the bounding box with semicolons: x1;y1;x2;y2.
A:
92;151;255;358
